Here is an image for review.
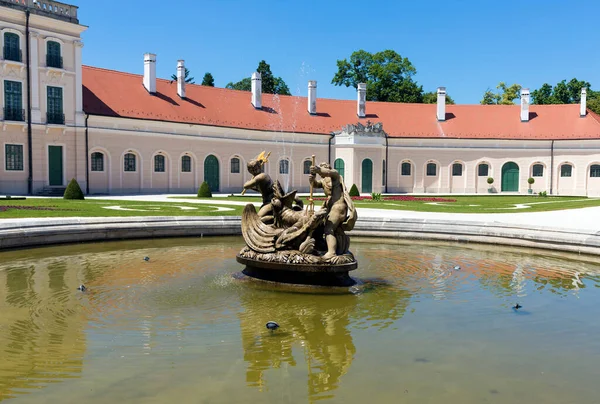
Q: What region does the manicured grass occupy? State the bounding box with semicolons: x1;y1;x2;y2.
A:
173;194;600;213
0;198;242;218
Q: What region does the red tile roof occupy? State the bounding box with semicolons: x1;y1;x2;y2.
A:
82;66;600;140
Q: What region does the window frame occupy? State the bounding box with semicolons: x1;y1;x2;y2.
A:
590;165;600;178
230;157;240;174
478;164;489;177
452;163;463;177
5;144;24;171
181;155;192;173
426;162;437;177
124;153;137;172
401;162;411;176
154;154;166;173
334;158;345;179
46;40;62;69
46;85;64;124
4;80;24;121
560;164;572;178
279;159;289;175
3;32;21;62
532;164;544;177
303;160;311;175
90;152;104;172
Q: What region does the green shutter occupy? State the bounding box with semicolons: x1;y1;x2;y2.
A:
47;86;63;124
3;33;20;62
4;81;23;121
334;158;345;179
361;159;372;193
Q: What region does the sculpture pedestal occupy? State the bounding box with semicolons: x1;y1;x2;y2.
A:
236;255;357;287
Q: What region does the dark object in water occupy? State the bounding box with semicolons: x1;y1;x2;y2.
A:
513;303;522;310
144;256;150;262
77;284;86;292
266;321;280;331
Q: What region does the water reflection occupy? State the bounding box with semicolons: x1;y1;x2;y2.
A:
0;260;87;401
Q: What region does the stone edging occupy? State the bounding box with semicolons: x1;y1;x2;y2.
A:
0;216;598;255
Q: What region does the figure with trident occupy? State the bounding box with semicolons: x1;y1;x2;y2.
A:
309;161;357;259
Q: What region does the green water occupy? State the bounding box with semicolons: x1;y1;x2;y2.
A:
1;237;600;403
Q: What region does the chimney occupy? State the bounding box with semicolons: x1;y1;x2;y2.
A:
580;88;587;117
357;83;366;118
308;80;317;115
251;72;262;109
436;87;446;121
143;53;156;94
177;60;186;98
520;88;530;122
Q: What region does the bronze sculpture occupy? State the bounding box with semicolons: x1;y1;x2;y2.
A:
237;151;358;286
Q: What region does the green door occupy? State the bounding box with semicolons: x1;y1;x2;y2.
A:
501;162;519;192
362;158;373;193
204;155;220;192
48;146;63;186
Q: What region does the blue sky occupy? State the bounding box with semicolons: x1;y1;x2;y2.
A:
73;0;600;104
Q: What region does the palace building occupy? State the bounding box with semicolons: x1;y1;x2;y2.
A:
2;0;600;196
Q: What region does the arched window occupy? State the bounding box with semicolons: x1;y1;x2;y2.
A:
382;160;386;186
3;33;21;62
154;155;165;172
124;153;136;172
46;41;62;68
532;164;544;177
334;158;345;179
478;163;489;177
303;160;311;175
91;152;104;172
426;163;437;176
231;157;240;173
452;163;463;176
560;164;572;177
279;159;289;174
401;162;411;176
181;155;191;172
590;165;600;178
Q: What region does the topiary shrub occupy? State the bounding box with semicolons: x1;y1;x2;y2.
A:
349;184;360;197
63;178;85;200
487;177;494;185
197;181;212;198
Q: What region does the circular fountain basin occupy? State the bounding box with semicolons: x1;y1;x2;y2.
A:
1;236;600;403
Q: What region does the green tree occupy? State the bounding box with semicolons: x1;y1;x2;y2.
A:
422;91;455;104
480;82;522;105
226;60;291;95
332;49;423;103
531;78;591;105
201;72;215;87
531;83;553;104
63;178;84;200
588;90;600;114
197;181;212;198
171;68;195;84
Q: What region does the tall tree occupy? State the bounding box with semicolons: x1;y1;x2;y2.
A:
532;78;591;105
226;60;291;95
480;82;522;105
422;91;455;104
171;68;195;84
201;72;215;87
588;90;600;115
331;49;423;103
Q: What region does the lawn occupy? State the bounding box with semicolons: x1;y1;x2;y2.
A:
174;194;600;213
0;198;243;219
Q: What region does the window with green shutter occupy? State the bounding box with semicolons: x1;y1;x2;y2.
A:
5;144;23;171
47;86;64;124
426;163;437;176
334;158;345;179
3;33;21;62
4;81;23;121
478;164;489;176
452;163;463;176
401;162;411;176
560;164;572;178
46;41;62;68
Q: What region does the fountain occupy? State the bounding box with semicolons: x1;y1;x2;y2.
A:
236;151;358;286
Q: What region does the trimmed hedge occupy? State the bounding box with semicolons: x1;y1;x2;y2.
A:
349;184;360;197
198;181;212;198
63;178;85;200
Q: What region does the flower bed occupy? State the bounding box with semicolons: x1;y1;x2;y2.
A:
0;206;60;212
313;196;457;203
